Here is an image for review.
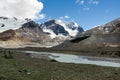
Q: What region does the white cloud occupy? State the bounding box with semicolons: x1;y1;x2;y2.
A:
75;0;100;12
64;16;70;19
36;14;46;19
0;0;43;19
60;16;70;19
76;0;84;5
75;0;100;6
83;7;90;11
88;0;100;5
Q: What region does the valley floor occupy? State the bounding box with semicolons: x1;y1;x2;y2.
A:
16;47;120;59
0;50;120;80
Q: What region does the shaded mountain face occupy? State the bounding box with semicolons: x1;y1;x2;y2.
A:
55;18;120;52
0;29;15;41
0;17;83;48
43;20;69;36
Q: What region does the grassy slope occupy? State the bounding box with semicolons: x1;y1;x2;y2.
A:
0;51;120;80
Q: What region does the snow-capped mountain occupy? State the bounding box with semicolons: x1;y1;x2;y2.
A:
0;17;84;48
0;17;31;32
40;19;84;39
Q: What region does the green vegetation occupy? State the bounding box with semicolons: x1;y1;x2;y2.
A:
0;50;120;80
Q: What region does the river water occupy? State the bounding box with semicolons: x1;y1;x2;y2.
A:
24;51;120;67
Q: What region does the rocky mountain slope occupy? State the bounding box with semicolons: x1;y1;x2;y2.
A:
0;17;83;48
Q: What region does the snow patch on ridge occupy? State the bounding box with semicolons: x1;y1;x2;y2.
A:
43;27;66;39
42;27;56;39
55;19;79;36
41;19;81;39
0;17;28;32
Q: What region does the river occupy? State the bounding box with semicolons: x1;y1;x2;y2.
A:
24;51;120;67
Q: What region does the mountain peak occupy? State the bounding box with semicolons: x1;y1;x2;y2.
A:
41;19;84;38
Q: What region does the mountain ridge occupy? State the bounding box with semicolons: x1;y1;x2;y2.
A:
0;17;84;48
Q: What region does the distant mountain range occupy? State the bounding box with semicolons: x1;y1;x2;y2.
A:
0;16;120;52
0;17;83;48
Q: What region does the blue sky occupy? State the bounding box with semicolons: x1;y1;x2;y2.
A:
39;0;120;30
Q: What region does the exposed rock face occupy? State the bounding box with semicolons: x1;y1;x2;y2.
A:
0;29;15;41
15;21;50;43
